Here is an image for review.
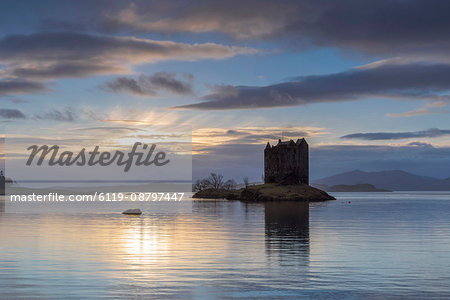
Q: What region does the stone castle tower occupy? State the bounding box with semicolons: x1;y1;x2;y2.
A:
0;170;4;192
264;139;309;185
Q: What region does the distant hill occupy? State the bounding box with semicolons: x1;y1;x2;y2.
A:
313;170;450;191
327;183;391;192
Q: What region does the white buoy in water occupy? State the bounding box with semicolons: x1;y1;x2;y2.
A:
122;208;142;215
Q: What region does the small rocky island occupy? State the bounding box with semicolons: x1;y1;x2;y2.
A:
193;183;335;201
193;139;335;202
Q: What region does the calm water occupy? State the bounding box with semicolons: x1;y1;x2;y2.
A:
0;192;449;299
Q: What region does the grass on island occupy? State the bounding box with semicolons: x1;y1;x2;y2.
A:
193;183;335;202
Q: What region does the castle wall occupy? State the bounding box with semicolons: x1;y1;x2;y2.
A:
297;141;309;185
264;139;309;185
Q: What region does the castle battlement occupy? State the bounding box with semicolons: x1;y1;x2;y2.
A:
264;139;309;185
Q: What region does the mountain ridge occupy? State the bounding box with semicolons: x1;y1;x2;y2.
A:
313;170;450;191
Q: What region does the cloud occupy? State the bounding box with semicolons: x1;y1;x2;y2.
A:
34;108;78;122
9;63;127;80
386;100;448;117
407;142;433;148
192;126;325;149
105;77;152;96
0;32;257;80
101;1;297;40
70;126;142;133
0;108;26;119
0;79;47;96
100;1;450;60
104;72;194;96
30;107;115;123
341;128;450;141
100;107;182;127
4;97;28;104
174;63;450;110
147;72;194;95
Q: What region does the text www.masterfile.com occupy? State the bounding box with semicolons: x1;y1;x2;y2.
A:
9;192;185;202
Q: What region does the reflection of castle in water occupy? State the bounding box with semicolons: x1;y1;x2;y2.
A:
192;200;310;264
264;202;309;262
0;170;4;213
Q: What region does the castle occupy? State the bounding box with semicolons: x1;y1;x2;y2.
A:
264;139;309;185
0;170;5;193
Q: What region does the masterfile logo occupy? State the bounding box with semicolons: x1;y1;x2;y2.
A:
26;142;170;172
4;124;192;194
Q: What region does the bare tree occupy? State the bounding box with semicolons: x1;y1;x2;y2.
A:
192;178;213;192
192;179;203;192
223;179;237;190
208;173;224;189
193;173;239;191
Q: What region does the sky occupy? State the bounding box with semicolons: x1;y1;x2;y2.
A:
1;0;450;182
